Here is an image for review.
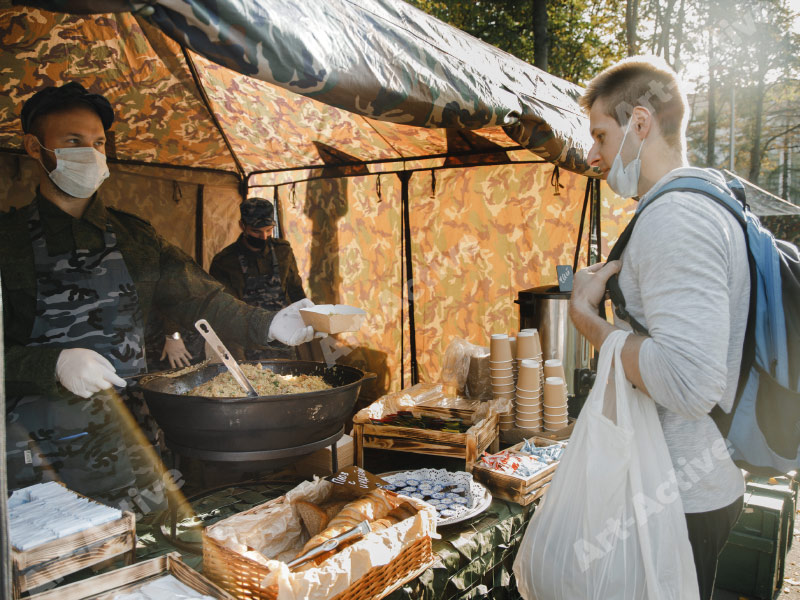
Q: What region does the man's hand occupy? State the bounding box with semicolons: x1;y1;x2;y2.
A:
56;348;126;398
568;261;621;350
570;260;621;314
161;334;192;368
268;298;328;346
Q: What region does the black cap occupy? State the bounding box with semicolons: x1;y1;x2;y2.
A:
240;197;275;227
21;82;114;133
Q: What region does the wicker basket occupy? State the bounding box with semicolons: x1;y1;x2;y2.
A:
203;491;435;600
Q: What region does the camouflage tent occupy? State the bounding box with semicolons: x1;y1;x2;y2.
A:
1;0;597;179
0;2;633;395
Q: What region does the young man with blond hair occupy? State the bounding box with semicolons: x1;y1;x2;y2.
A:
569;56;747;598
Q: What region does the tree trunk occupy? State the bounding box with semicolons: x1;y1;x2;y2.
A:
532;0;548;71
626;0;639;56
706;35;717;167
672;0;687;72
748;74;767;184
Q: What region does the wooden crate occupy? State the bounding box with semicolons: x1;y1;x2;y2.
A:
28;552;234;600
12;508;136;598
353;407;499;472
472;436;565;505
203;490;435;600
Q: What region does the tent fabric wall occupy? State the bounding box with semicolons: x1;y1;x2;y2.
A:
279;164;634;394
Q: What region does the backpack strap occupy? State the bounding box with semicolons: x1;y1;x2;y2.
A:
604;175;753;337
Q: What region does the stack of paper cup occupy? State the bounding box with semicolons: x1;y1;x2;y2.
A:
517;330;544;394
515;358;542;430
543;376;569;431
499;410;515;431
490;334;515;401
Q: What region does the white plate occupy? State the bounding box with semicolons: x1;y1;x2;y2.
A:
377;468;492;526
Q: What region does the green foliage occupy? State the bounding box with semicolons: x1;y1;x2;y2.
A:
405;0;626;85
407;0;799;201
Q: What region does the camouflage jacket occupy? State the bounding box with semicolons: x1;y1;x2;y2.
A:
208;235;306;304
0;192;276;398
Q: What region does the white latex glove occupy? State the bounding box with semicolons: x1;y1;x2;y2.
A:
161;334;192;368
55;348;126;398
268;298;327;346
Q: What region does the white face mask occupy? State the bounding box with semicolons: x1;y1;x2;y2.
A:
606;119;645;198
37;142;109;199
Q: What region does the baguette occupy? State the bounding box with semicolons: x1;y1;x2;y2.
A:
295;489;396;557
296;501;419;569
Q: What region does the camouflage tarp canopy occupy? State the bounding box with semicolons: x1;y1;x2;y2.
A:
0;2;631;401
0;0;597;187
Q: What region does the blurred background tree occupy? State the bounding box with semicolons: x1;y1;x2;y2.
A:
406;0;800;203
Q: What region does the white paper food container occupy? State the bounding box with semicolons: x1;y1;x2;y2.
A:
299;304;367;334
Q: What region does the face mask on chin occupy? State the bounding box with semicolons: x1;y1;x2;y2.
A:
606;119;645;198
37;140;110;199
245;235;268;250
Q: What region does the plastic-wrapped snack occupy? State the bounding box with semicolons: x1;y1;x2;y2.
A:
400;486;417;493
440;508;457;518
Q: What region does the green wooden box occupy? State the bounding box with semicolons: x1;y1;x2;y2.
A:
716;491;784;600
746;476;798;583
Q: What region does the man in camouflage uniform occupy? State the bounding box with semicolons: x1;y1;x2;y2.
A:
2;83;320;512
210;198;307;360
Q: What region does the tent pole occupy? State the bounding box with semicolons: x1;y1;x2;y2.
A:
195;185;204;268
0;270;11;600
398;171;419;386
573;178;592;272
181;48;247;190
593;178;602;263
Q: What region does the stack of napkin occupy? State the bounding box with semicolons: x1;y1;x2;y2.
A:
9;482;122;551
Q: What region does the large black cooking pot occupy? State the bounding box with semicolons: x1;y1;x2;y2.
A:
137;361;374;462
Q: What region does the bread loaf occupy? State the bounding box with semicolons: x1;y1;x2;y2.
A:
295;501;419;569
369;502;418;533
294;501;329;537
295;489;396;557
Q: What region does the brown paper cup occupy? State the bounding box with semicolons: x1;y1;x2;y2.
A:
493;382;516;393
516;362;540;389
544;359;565;380
516;331;538;359
515;417;542;428
490;334;513;362
543;377;567;408
543;406;568;418
515;404;542;417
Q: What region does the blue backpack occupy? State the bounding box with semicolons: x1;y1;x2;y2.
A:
605;172;800;476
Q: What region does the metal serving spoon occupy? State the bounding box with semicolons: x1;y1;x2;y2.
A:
194;319;258;397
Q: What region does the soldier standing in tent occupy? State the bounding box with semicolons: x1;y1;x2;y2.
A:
1;82;320;511
209;197;307;360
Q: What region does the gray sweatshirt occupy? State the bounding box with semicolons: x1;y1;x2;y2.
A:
617;167;747;513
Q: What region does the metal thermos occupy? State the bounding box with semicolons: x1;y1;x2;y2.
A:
515;285;593;396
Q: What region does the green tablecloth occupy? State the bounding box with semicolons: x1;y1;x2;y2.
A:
386;498;532;600
133;480;535;600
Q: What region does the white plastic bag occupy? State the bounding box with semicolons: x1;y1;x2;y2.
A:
513;330;699;600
